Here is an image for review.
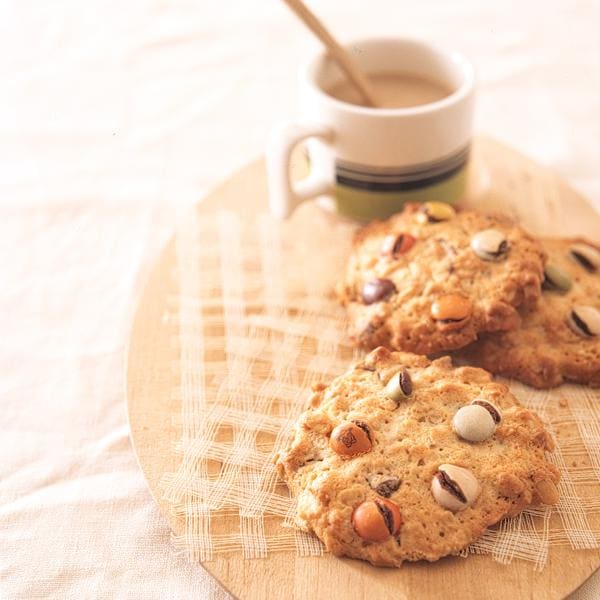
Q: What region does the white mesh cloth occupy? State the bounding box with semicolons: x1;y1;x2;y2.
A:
161;206;600;571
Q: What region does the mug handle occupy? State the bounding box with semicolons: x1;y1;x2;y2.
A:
267;122;334;219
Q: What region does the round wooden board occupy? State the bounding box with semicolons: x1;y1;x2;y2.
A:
127;136;600;600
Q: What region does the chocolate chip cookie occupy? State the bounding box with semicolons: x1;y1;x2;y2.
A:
336;203;546;354
457;238;600;388
275;347;559;567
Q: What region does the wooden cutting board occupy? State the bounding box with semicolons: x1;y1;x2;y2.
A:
127;136;600;600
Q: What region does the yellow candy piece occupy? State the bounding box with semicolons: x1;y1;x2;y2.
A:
417;201;456;223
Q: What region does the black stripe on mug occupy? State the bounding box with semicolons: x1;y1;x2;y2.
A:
335;145;469;191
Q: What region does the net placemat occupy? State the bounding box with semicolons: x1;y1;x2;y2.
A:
160;205;600;571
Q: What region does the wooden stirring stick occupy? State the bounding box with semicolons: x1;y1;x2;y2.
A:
281;0;379;107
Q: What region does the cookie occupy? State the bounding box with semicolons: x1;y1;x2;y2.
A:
336;203;547;354
457;238;600;388
275;347;559;567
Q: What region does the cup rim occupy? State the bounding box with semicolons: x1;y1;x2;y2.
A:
304;36;476;117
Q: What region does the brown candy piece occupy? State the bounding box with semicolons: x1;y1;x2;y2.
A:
329;421;372;458
431;294;472;330
352;498;402;542
361;278;397;305
380;233;416;258
374;477;401;498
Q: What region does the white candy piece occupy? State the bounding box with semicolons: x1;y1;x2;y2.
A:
568;305;600;337
453;404;496;442
431;464;481;512
471;229;508;261
570;243;600;271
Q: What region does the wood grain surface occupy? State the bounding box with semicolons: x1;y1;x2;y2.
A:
127;136;600;600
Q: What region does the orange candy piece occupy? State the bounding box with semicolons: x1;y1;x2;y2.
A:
352;498;402;542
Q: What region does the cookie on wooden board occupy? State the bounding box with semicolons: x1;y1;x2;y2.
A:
457;238;600;388
336;203;546;354
275;347;559;567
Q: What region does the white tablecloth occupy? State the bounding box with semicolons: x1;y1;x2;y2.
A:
1;1;599;598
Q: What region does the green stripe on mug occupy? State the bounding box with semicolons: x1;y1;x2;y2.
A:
334;163;468;222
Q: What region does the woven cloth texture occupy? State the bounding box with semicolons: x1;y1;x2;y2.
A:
161;206;600;571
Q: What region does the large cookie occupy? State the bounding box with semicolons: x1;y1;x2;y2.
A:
336;203;546;354
457;238;600;388
275;347;559;567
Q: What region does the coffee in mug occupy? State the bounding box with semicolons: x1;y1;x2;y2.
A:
326;72;452;109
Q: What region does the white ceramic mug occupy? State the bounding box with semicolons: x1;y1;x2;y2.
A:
267;37;475;221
